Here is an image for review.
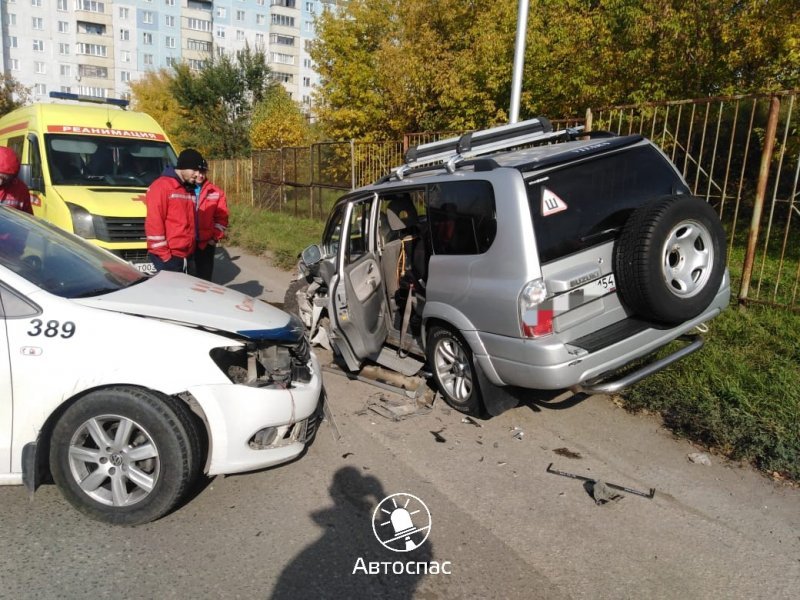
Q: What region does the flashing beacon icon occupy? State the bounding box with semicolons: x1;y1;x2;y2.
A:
372;493;432;552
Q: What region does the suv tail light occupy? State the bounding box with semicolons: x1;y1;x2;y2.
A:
519;279;553;338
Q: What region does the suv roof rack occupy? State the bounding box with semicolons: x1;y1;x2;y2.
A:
392;117;583;180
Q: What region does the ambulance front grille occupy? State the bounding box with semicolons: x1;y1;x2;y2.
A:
95;217;146;242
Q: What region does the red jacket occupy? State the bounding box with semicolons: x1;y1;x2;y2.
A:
0;178;33;214
145;169;196;260
195;180;229;249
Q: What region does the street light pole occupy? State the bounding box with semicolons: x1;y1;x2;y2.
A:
509;0;530;123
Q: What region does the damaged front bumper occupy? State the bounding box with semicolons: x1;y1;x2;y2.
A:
187;352;323;476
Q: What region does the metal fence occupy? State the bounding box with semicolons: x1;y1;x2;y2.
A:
214;90;799;311
590;91;800;309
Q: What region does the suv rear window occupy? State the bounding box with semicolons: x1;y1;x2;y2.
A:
526;146;689;264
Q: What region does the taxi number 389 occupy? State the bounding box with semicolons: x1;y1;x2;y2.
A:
27;319;77;339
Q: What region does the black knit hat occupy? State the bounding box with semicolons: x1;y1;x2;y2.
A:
176;148;208;170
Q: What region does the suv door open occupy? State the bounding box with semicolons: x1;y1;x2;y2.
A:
326;194;388;369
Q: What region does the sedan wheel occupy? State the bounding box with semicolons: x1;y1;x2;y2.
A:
50;387;197;525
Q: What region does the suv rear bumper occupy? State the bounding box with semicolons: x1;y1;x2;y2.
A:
476;283;730;391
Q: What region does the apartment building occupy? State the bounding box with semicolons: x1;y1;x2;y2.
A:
0;0;340;111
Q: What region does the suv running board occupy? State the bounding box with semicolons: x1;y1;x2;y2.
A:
570;334;704;395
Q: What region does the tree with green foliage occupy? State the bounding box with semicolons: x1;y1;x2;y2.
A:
0;74;31;117
251;86;312;149
312;0;799;140
170;45;275;158
129;69;187;149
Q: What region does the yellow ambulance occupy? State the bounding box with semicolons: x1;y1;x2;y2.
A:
0;92;177;273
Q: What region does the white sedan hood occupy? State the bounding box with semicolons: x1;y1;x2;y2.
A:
74;271;303;342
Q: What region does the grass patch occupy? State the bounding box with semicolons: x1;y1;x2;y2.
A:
621;303;800;480
225;203;324;270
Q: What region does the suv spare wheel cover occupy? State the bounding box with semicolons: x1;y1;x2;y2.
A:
614;195;726;325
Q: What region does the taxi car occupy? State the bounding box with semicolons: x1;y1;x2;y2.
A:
0;206;322;525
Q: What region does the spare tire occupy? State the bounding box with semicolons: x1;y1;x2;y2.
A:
614;195;726;324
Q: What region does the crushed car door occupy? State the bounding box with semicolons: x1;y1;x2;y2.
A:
0;288;13;475
328;194;387;369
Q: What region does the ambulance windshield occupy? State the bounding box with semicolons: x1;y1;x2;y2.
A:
45;135;177;187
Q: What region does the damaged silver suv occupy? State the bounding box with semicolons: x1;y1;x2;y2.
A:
292;118;730;416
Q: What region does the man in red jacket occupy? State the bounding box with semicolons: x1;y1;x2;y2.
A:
145;148;207;273
0;146;33;214
191;168;229;281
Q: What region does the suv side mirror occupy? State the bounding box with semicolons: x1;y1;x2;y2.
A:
301;244;322;267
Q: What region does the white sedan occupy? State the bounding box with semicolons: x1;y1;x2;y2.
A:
0;206;322;525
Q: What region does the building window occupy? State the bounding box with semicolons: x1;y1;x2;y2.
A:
143;11;153;24
216;46;225;57
60;64;71;77
143;32;153;45
305;2;313;11
35;62;46;74
58;42;70;55
187;18;211;32
188;39;212;52
303;58;313;68
272;14;295;27
302;95;311;105
188;59;206;70
305;40;313;52
255;33;264;45
79;86;107;98
32;17;44;29
10;59;20;71
236;30;245;41
166;36;176;49
57;0;68;10
165;0;175;5
33;39;45;52
165;15;175;27
77;0;105;13
31;0;42;6
270;34;295;46
271;53;295;65
119;6;129;18
274;72;293;83
34;84;47;96
256;14;265;25
121;50;131;62
120;71;130;82
77;43;107;57
8;37;18;49
144;54;154;66
271;0;296;7
120;29;130;41
216;27;225;38
303;76;310;87
77;22;105;35
216;7;226;18
166;56;176;66
58;21;69;33
236;10;245;21
79;65;108;78
8;14;17;26
304;21;313;32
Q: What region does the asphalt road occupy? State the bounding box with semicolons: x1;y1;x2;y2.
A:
1;247;798;599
